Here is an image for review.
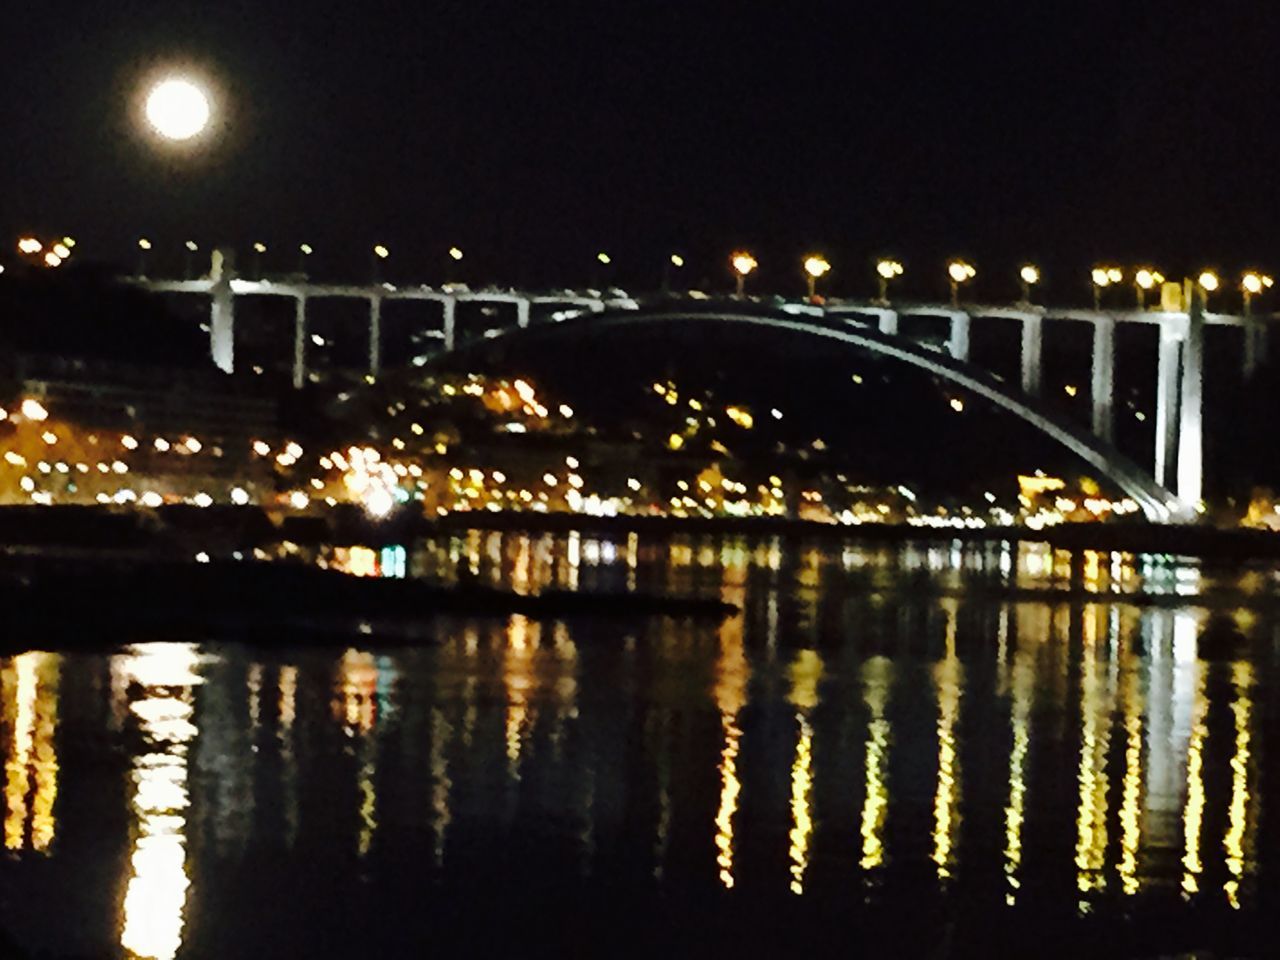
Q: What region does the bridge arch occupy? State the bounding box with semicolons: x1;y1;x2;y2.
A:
428;304;1180;522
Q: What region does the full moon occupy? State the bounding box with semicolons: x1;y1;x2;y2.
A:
145;78;211;141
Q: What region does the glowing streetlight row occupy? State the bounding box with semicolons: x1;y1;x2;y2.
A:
14;235;76;269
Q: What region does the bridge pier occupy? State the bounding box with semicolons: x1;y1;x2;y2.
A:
1020;314;1043;397
443;297;457;351
210;249;235;374
876;309;898;336
368;295;382;377
293;296;307;390
517;298;531;329
1154;323;1181;488
947;313;970;362
1090;316;1115;443
1176;290;1205;509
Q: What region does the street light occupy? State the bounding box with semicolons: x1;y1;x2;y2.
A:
947;260;976;307
597;251;611;265
1198;270;1219;295
184;240;199;279
298;243;314;275
17;238;41;255
137;237;152;276
876;259;903;303
1091;266;1122;309
252;241;267;278
803;255;831;301
372;244;390;283
731;251;757;298
1134;267;1164;309
663;253;685;293
1240;270;1273;318
1019;264;1039;304
449;247;464;261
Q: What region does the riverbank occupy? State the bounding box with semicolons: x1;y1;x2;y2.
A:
2;504;1280;561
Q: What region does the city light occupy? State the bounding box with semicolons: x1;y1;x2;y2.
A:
1242;272;1273;295
145;78;211;141
1019;265;1039;285
597;251;611;265
20;399;49;422
43;252;62;268
803;255;831;279
373;245;390;259
877;259;904;280
51;243;70;259
947;260;976;284
185;240;198;253
253;242;267;254
138;238;152;251
449;247;464;261
670;254;685;267
17;238;42;254
300;243;314;255
1135;268;1164;290
1198;271;1220;293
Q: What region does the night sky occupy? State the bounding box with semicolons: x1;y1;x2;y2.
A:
5;1;1279;294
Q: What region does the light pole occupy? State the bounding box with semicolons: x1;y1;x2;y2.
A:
803;255;831;301
1197;270;1219;308
947;260;976;307
252;241;267;279
137;238;152;276
876;259;903;303
1091;266;1122;310
1019;264;1039;305
1134;268;1163;309
184;240;199;279
1242;271;1273;314
372;244;389;282
298;243;313;275
731;251;757;299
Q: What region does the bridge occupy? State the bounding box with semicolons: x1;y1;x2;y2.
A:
131;250;1280;524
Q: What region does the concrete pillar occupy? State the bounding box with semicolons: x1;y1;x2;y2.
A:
209;248;235;374
1020;314;1043;397
1243;316;1267;379
877;310;899;337
516;298;531;329
292;296;307;390
1090;315;1116;443
947;312;970;363
1154;323;1182;488
1177;289;1205;509
443;297;457;351
369;296;382;377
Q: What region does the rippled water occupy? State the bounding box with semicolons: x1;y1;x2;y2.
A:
2;533;1278;957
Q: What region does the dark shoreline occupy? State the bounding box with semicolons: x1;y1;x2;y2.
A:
2;503;1277;561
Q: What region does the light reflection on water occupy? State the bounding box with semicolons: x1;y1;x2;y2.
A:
0;533;1276;956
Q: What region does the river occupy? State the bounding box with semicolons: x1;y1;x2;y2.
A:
1;532;1276;957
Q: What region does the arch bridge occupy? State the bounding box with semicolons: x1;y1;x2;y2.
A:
132;252;1276;523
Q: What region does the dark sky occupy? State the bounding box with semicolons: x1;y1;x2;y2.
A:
5;0;1279;294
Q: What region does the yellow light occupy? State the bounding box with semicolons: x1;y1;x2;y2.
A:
1135;268;1163;290
61;237;75;249
876;259;904;279
300;243;313;255
43;252;62;268
949;397;964;412
20;399;48;422
597;251;611;265
670;254;684;267
1243;272;1272;295
449;246;464;261
17;237;42;254
803;255;831;279
948;260;976;283
1020;265;1039;285
145;78;211;141
51;243;70;259
1198;271;1219;292
667;433;685;451
185;240;198;252
731;251;757;276
1091;268;1110;287
253;242;266;254
138;238;152;251
1107;267;1123;283
373;245;390;259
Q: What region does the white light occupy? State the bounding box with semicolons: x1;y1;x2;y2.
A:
20;399;48;422
184;437;201;453
154;438;170;452
288;491;309;510
365;487;394;518
145;78;212;142
230;487;250;506
140;491;164;508
192;493;213;508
